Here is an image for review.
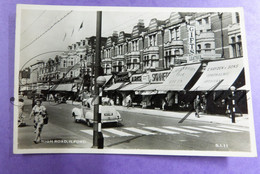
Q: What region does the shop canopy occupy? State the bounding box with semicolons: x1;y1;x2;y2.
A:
50;83;76;92
103;75;113;86
137;83;163;91
20;86;27;91
104;82;129;91
157;63;201;91
190;58;244;91
119;83;148;91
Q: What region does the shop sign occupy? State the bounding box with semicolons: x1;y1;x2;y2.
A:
149;70;170;83
188;54;201;63
142;74;150;83
115;74;129;83
190;58;244;91
131;74;142;82
187;25;196;54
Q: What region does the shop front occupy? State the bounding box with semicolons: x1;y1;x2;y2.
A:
50;83;77;101
190;58;247;115
156;63;201;111
135;70;170;109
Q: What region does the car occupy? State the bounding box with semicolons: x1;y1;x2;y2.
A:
71;97;122;127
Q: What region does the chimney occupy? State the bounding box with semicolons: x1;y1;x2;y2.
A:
112;31;118;37
137;19;144;27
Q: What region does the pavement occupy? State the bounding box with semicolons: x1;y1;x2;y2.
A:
66;100;250;127
113;106;250;128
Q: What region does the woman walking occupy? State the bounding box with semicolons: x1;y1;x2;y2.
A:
29;99;47;144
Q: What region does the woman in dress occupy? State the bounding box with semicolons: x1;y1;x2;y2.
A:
29;99;47;144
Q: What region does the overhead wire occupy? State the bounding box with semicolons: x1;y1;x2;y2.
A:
20;10;73;52
21;10;46;36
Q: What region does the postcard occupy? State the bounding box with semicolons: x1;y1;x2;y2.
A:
13;4;257;157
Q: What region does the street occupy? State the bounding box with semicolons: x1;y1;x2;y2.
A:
17;98;251;152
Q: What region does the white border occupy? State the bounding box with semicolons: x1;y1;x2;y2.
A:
13;4;257;157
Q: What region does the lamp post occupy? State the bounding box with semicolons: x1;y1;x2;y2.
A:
93;11;104;149
93;76;106;148
230;86;236;123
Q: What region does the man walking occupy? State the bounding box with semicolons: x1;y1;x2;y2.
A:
194;95;201;118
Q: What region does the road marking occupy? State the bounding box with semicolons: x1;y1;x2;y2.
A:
163;126;201;134
182;126;221;133
103;129;134;137
200;126;241;132
123;127;156;135
80;130;110;138
143;127;179;134
186;133;200;137
218;125;249;132
137;123;145;126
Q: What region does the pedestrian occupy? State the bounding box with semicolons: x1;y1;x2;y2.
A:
29;99;47;144
194;95;200;118
162;97;168;111
126;94;132;108
18;98;25;127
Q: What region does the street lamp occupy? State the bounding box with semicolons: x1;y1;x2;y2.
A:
229;86;236;123
93;75;106;149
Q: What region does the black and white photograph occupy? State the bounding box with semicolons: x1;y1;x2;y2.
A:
13;5;257;156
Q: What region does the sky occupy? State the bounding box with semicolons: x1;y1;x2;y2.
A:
18;6;174;70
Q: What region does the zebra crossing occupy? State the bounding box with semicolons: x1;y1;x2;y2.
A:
80;125;249;138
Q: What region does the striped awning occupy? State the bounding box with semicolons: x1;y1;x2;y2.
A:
119;83;148;91
104;82;129;91
190;58;244;91
50;83;76;92
157;63;201;91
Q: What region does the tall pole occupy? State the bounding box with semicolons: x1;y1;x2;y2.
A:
218;13;224;58
93;11;104;149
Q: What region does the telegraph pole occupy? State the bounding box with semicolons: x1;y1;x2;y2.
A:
93;11;104;149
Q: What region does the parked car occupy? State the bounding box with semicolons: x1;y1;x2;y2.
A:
71;97;122;127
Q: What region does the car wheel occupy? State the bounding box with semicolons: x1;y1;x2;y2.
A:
86;119;92;127
72;113;79;123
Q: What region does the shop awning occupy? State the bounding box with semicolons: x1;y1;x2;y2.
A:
137;83;163;91
140;91;158;95
104;82;129;91
190;58;244;91
119;83;148;91
237;85;250;91
20;86;27;91
50;83;76;92
103;75;113;86
157;63;201;91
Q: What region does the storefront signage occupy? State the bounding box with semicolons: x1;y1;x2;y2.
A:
157;64;201;91
115;73;130;83
187;25;196;54
188;54;201;63
149;70;171;83
190;58;244;91
131;74;142;82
